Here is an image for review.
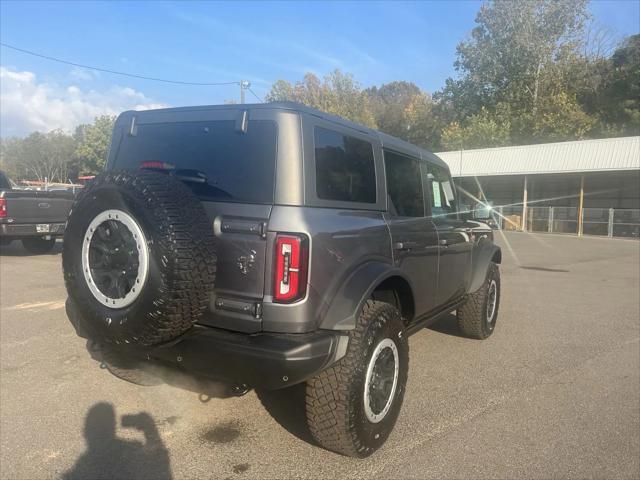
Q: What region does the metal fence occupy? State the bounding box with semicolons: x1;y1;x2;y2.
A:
491;207;640;239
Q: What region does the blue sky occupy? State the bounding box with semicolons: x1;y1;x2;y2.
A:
1;0;638;136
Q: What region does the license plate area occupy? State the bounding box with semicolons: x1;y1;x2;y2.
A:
36;224;50;233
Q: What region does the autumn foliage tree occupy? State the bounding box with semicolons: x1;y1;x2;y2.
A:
267;1;638;151
0;115;115;182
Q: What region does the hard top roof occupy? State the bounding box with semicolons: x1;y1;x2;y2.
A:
120;101;447;169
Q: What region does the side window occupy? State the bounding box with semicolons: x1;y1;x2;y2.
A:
314;127;376;203
425;163;458;219
384;150;424;217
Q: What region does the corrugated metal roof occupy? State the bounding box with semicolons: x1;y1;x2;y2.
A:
436;136;640;177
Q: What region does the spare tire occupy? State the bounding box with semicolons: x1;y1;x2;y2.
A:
62;170;217;346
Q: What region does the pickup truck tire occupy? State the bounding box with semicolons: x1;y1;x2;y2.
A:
306;300;408;458
62;170;217;347
22;237;56;254
0;238;12;247
457;262;500;339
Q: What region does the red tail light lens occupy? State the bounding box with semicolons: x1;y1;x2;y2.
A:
0;198;6;218
274;234;308;303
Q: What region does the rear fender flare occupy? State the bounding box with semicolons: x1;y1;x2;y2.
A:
319;262;414;331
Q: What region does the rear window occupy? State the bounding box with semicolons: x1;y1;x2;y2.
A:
114;120;277;204
314;127;376;204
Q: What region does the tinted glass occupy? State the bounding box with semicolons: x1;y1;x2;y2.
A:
114;120;277;204
314;127;376;203
384;150;424;217
425;163;457;219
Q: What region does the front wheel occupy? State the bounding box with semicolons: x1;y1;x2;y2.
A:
306;300;408;457
22;237;56;254
457;262;500;339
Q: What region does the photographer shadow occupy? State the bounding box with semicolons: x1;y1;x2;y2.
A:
63;403;172;480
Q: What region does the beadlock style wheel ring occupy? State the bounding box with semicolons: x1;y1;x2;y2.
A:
81;209;149;309
487;279;497;324
364;337;400;423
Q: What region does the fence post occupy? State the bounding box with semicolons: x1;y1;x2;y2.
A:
577;175;585;236
608;208;614;237
521;176;528;232
548;207;554;233
498;206;503;230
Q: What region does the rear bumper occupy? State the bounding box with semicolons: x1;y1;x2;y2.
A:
0;222;65;237
66;299;348;390
147;326;349;389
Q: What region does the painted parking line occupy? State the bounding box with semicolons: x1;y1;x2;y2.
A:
3;300;66;312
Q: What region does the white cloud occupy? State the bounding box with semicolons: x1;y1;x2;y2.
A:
69;67;100;82
0;66;167;137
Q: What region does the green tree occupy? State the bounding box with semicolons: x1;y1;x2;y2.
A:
266;70;377;128
73;115;116;175
439;0;593;146
3;130;76;183
0;137;23;179
441;106;511;150
366;81;443;150
593;34;640;135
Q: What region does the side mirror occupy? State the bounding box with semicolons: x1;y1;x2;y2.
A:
474;202;493;220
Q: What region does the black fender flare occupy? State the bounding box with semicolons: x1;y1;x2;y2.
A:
319;261;414;331
468;240;502;293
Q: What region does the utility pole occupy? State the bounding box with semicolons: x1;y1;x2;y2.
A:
240;80;251;104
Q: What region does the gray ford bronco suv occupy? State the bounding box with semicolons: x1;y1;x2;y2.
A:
63;102;501;457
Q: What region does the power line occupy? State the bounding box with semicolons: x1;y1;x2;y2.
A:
247;86;264;103
0;42;241;86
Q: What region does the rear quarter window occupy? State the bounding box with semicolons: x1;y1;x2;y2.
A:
314;127;376;204
114;120;277;204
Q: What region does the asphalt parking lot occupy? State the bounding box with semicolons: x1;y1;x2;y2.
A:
1;232;639;479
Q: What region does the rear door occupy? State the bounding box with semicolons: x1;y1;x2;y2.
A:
112;109;278;332
424;161;473;305
383;149;439;317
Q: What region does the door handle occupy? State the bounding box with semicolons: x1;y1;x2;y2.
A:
439;239;448;247
394;241;418;251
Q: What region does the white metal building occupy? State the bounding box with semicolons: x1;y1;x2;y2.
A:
436;136;640;238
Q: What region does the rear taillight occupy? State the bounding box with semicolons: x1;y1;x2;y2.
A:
0;198;6;218
274;234;308;303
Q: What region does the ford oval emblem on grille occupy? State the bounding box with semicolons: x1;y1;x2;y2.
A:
38;202;50;209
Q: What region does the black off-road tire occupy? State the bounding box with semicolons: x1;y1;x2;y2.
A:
22;237;56;254
62;170;216;347
457;262;500;339
306;300;408;458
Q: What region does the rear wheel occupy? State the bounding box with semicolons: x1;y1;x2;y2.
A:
457;262;500;339
0;238;12;247
22;237;56;254
306;300;408;457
